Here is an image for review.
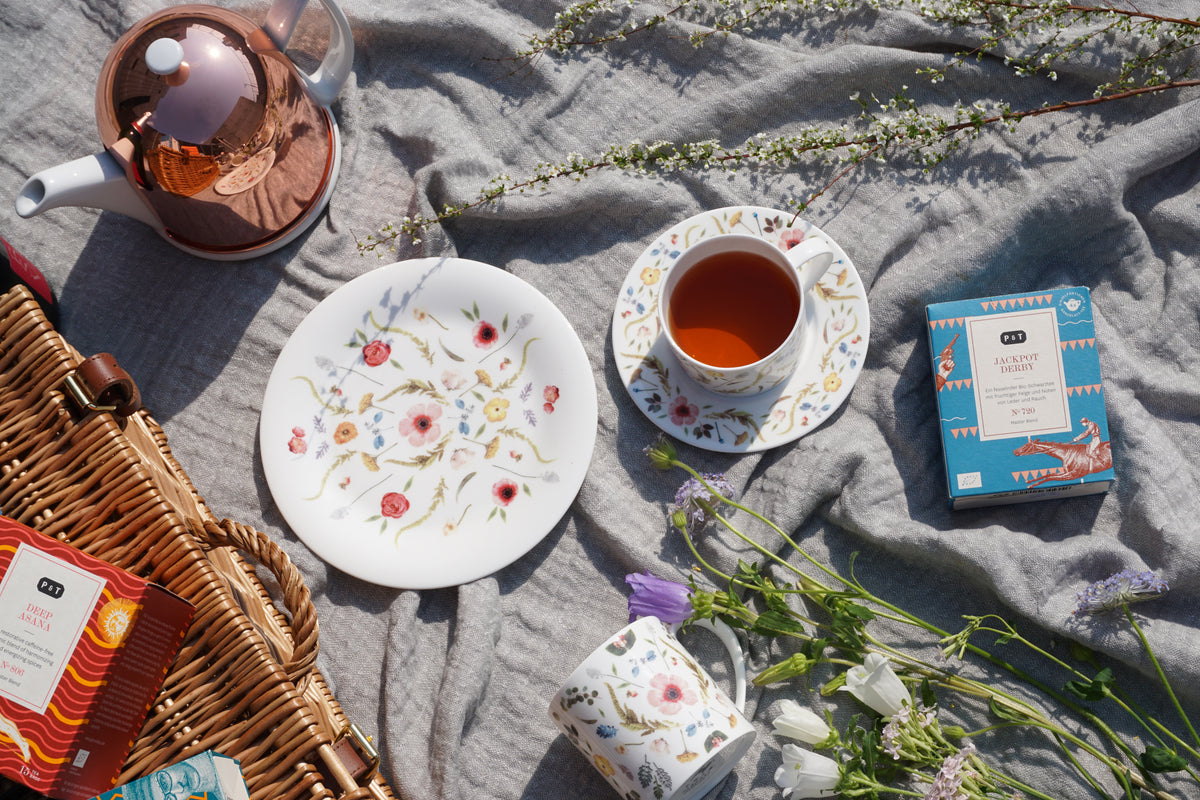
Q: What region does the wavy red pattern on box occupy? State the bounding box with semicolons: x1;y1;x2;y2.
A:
0;529;149;776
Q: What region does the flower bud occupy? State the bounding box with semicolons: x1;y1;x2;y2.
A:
643;438;678;470
754;654;816;686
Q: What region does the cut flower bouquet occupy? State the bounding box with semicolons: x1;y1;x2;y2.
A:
628;438;1194;799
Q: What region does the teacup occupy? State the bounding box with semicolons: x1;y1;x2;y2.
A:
657;232;834;395
548;616;755;800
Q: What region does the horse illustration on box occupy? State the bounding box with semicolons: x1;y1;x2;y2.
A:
1013;417;1112;487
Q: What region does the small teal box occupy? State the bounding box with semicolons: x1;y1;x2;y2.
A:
926;287;1114;509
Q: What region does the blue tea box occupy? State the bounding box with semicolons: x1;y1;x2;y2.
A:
926;287;1114;509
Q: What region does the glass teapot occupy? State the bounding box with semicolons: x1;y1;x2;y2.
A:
15;0;353;260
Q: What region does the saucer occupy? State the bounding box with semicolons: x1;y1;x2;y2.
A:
260;258;598;588
612;206;870;453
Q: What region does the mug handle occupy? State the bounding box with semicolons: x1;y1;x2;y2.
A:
783;236;835;294
669;618;748;711
264;0;355;107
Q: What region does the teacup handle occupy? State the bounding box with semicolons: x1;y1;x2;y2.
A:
669;618;747;711
784;236;835;295
264;0;355;107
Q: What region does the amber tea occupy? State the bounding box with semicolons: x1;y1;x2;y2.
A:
666;251;801;367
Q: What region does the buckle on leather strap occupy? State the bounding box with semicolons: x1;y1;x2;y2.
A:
331;723;380;781
63;353;142;417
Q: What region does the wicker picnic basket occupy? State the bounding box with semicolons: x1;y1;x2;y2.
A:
0;284;395;800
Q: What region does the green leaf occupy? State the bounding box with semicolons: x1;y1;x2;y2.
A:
751;610;806;636
988;696;1027;723
1064;667;1115;702
919;678;936;709
1141;746;1187;773
843;602;876;623
762;587;791;614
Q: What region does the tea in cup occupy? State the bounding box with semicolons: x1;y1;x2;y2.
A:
548;616;754;800
657;233;834;395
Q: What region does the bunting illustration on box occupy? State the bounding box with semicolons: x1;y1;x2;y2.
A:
926;287;1114;509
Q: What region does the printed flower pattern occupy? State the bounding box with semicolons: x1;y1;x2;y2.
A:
362;340;392;366
616;207;869;451
549;619;746;800
648;673;699;715
285;288;563;543
398;403;442;446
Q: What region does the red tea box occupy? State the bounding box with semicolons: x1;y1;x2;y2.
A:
0;517;194;799
926;287;1114;509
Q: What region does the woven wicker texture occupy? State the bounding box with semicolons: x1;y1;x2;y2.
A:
0;285;394;800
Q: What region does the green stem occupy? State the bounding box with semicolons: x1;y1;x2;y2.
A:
976;621;1192;758
1124;604;1200;750
661;455;1177;798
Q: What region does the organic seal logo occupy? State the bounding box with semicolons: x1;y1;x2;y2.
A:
1058;291;1087;317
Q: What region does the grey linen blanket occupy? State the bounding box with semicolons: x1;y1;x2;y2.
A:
2;1;1199;798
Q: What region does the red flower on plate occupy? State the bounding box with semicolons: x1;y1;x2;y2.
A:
362;339;391;366
473;321;498;348
380;492;410;519
492;479;519;507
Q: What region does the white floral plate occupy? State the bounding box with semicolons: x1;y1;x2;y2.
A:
260;258;598;588
612;206;870;452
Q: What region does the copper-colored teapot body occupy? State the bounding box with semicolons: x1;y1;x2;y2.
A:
15;0;353;260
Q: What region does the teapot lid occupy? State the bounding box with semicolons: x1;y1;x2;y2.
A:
96;6;336;255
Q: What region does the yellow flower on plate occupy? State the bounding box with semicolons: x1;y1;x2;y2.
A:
484;397;510;422
823;372;843;393
640;267;661;285
594;754;615;776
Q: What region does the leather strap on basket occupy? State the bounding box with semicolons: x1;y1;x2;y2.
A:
65;352;143;417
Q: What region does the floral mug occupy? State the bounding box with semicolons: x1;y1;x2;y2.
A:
548;616;755;800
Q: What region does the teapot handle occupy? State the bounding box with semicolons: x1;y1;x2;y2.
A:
264;0;354;107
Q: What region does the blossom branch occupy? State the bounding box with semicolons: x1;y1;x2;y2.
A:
358;75;1200;253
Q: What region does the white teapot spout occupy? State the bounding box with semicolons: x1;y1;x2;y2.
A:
15;151;160;229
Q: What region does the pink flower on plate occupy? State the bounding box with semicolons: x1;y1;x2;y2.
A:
399;403;443;446
647;673;698;715
779;228;806;250
288;436;307;454
668;395;699;426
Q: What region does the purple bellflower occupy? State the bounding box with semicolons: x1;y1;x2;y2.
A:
626;572;694;625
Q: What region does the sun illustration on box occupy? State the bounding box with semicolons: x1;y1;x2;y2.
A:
283;292;565;545
97;597;140;645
